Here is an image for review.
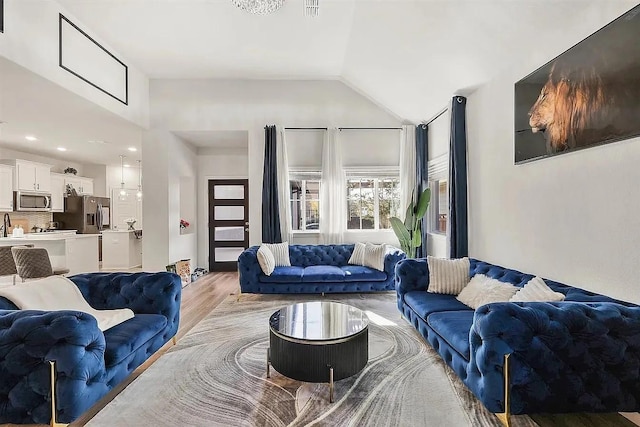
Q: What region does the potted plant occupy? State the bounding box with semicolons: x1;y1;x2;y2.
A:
64;167;78;175
390;189;431;258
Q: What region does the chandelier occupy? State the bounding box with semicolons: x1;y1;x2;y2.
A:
231;0;285;15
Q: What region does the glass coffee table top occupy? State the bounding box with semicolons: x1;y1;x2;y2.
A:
269;301;369;341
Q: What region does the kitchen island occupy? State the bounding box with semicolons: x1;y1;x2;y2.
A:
101;229;142;270
0;231;99;280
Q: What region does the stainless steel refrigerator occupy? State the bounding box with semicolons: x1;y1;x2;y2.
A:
53;196;111;234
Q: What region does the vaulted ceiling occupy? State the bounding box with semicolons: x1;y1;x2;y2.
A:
56;0;622;123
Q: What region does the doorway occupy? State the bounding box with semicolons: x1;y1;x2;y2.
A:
208;179;249;271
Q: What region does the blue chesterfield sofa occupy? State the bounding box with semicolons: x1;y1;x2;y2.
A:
396;258;640;419
0;271;181;425
239;244;405;294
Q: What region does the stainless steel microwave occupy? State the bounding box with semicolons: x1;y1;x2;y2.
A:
14;191;51;212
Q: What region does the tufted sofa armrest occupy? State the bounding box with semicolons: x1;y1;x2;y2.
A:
70;272;182;341
467;301;640;415
238;246;261;292
0;309;107;424
394;258;429;309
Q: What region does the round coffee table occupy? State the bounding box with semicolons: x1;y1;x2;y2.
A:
267;301;369;402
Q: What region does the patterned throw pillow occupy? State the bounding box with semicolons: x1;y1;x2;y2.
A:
348;242;366;266
427;256;470;295
262;242;291;267
363;243;386;272
510;276;565;302
257;245;276;276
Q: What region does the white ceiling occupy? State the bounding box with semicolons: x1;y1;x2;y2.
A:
0;57;143;165
56;0;610;122
0;0;626;167
174;130;249;148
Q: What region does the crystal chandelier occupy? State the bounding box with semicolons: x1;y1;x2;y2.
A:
231;0;285;15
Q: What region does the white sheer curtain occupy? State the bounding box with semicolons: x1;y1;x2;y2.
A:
399;124;417;216
319;128;345;244
277;126;292;242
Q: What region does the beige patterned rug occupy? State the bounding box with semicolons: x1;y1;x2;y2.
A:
86;293;636;427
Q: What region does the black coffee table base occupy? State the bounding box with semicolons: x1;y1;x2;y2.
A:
267;328;368;402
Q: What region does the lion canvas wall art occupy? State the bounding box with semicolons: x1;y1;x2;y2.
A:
514;4;640;164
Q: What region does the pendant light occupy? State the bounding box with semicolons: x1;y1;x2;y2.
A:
119;155;128;201
136;160;143;201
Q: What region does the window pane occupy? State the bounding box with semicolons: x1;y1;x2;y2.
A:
378;178;400;229
438;180;448;233
306;180;320;199
291;200;301;230
347;198;360;229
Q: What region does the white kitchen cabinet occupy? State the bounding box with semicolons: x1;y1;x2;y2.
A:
79;177;93;195
101;230;142;269
64;176;93;195
50;173;66;212
0;165;13;211
0;160;51;193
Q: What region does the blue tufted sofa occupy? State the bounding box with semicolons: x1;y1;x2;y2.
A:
396;258;640;417
239;244;405;294
0;271;181;425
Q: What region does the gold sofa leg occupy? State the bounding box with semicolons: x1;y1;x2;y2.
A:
172;336;177;345
236;290;242;302
494;353;511;427
49;361;69;427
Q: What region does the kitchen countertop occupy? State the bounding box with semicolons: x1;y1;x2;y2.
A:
0;233;98;243
102;229;141;233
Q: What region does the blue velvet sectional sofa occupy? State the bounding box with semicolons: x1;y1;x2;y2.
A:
239;244;405;294
396;258;640;419
0;271;181;425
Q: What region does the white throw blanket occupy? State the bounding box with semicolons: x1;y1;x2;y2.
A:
0;276;134;331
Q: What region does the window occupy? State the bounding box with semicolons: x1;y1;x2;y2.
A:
290;178;320;231
347;177;400;230
427;154;448;235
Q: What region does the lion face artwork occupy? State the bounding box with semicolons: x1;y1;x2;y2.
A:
527;62;637;155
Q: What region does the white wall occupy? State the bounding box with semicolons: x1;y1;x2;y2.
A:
82;163;107;197
197;147;249;268
150;79;403;267
142;130;197;271
0;0;149;128
466;1;640;304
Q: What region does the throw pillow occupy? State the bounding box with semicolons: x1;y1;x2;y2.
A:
257;245;276;276
510;276;566;302
427;256;470;295
457;275;520;309
263;242;291;267
363;243;386;271
456;274;490;308
348;242;366;266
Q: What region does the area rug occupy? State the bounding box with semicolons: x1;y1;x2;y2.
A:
86;293;633;427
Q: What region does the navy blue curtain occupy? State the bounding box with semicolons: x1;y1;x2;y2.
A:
415;124;428;258
449;96;468;258
262;125;282;243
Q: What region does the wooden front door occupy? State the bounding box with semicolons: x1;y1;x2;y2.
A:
208;179;249;272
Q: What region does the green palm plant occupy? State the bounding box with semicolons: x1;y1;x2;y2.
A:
390;188;431;258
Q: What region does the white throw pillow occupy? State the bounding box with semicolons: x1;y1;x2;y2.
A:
427;256;470;295
456;274;490;308
363;243;386;272
257;245;276;275
510;277;565;302
457;275;520;309
263;242;291;267
348;242;366;266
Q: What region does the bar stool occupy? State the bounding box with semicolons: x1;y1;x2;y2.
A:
11;247;70;282
0;245;34;285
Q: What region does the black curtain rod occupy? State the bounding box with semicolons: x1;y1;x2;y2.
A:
284;127;328;130
423;107;448;127
338;127;402;130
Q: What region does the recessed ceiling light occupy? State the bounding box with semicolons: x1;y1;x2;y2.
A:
57;147;67;152
128;147;137;152
124;164;131;168
25;135;38;141
89;140;108;144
